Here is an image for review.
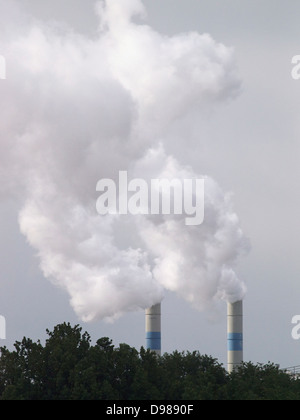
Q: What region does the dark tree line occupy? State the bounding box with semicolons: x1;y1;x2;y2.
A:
0;323;299;400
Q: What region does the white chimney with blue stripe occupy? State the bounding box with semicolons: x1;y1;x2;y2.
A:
145;303;161;356
227;300;243;373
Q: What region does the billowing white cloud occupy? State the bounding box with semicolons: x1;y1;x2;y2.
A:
0;0;248;322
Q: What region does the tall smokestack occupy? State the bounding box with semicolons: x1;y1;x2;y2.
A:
145;303;161;356
227;300;243;373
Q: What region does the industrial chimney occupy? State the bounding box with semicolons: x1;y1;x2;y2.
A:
227;300;243;373
145;303;161;356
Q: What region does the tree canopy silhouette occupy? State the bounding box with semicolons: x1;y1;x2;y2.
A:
0;323;299;400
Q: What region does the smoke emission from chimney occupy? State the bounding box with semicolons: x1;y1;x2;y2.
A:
0;0;248;323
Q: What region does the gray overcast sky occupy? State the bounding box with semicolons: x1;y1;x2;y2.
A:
1;0;300;369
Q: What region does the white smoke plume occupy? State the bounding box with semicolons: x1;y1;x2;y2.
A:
0;0;248;322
